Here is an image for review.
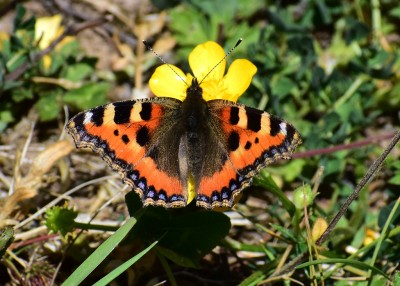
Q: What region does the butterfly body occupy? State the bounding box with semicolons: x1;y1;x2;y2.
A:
67;79;301;209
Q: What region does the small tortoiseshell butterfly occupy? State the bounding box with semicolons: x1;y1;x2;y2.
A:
66;41;301;209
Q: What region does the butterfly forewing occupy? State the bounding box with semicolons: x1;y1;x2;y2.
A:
67;98;191;208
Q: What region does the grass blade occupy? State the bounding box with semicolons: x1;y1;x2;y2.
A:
93;239;159;286
62;217;137;286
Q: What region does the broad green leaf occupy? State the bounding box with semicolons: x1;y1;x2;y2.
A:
63;82;110;110
45;206;78;237
169;7;211;48
64;63;94;82
389;174;400;185
6;50;28;71
155;246;198;268
390;7;400;18
11;87;33;102
394;271;400;286
35;93;60;121
125;192;231;266
271;76;296;99
0;226;14;259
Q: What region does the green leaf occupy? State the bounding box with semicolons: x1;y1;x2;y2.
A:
35;93;61;121
45;206;78;236
0;108;14;124
237;0;265;18
169;7;211;48
344;18;370;44
394;271;400;286
389;174;400;185
64;63;94;82
272;159;306;182
351;226;366;249
58;40;80;58
369;275;391;286
271;76;296;99
188;0;237;23
125;192;231;266
1;80;23;91
14;4;35;31
6;50;28;72
11;87;33;102
287;35;316;59
390;160;400;170
63;82;110;110
323;157;346;177
155;246;198;268
390;7;400;18
13;5;27;30
0;102;15;128
0;226;14;259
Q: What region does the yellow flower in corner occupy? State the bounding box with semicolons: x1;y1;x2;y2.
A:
149;41;257;102
34;14;74;69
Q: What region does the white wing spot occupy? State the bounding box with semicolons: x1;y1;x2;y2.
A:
84;112;93;124
279;122;287;135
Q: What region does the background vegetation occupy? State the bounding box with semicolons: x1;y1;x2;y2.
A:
0;0;399;285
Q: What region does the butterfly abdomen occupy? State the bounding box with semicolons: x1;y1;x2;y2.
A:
176;80;213;191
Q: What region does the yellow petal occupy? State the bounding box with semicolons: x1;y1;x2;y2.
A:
35;15;63;50
149;64;188;101
200;79;225;101
42;55;52;70
222;59;257;102
189;41;226;82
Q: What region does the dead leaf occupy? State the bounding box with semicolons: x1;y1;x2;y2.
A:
0;140;74;226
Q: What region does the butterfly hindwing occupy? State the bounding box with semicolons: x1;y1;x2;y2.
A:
196;100;302;208
66;98;189;208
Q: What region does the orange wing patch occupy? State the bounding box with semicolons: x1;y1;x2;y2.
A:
132;157;186;208
67;98;187;207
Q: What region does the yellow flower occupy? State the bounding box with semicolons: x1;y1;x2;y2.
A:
34;15;74;69
0;32;9;49
149;41;257;102
363;228;380;246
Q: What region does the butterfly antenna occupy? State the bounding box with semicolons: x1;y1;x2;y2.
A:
143;40;189;87
199;38;243;85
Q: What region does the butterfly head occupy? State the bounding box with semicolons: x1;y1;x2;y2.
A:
186;78;203;98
